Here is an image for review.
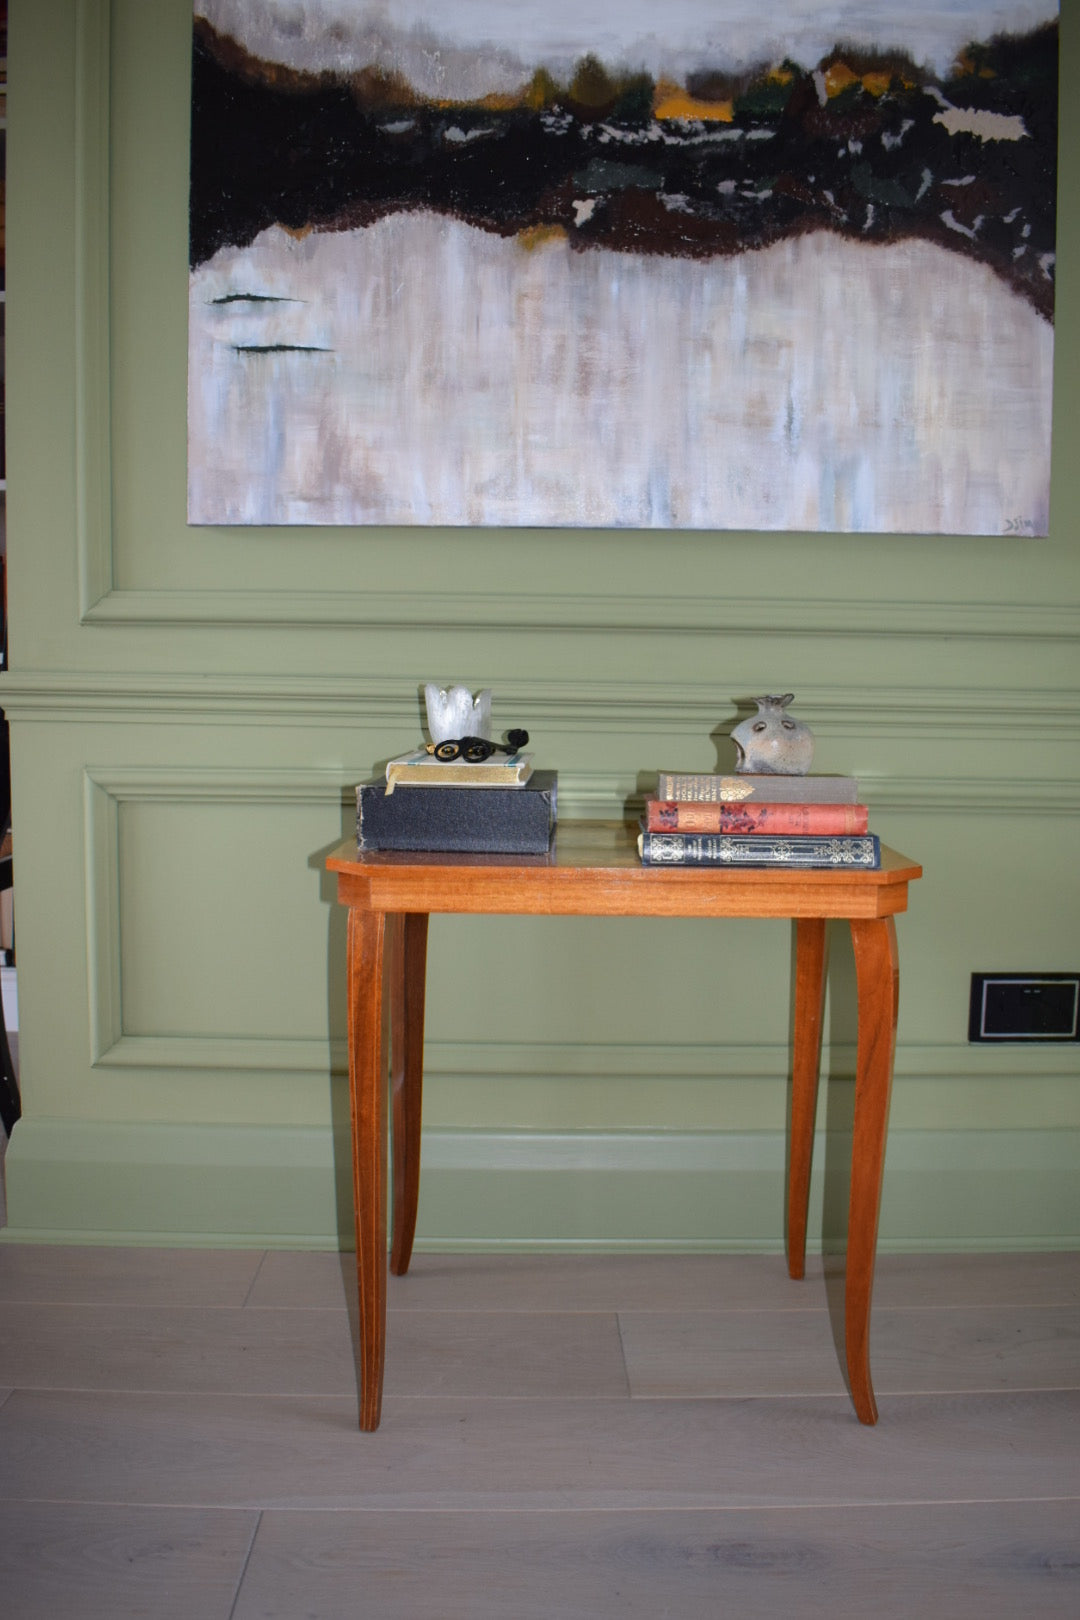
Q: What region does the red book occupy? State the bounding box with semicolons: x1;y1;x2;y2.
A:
644;800;870;836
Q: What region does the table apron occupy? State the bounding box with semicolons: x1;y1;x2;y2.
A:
335;876;910;920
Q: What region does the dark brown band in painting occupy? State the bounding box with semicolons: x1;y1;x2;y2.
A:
190;17;1057;322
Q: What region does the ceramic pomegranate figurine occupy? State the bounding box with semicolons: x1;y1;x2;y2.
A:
730;694;814;775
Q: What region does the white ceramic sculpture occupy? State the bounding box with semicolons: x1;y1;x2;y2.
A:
424;683;493;744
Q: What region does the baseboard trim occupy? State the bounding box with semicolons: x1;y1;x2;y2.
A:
3;1120;1078;1251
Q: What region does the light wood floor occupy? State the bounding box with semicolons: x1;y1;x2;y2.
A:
0;1246;1077;1618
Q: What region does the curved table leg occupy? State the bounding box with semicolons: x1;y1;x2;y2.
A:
390;913;429;1276
846;915;900;1425
347;906;389;1431
788;917;829;1280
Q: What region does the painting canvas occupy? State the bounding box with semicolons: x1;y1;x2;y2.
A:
188;2;1058;532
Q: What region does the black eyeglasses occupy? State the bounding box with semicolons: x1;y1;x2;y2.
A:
426;728;529;763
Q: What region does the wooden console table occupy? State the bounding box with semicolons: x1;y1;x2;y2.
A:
327;822;921;1430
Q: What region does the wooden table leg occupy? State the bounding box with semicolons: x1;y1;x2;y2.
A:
788;917;829;1280
390;913;429;1276
347;906;389;1431
846;915;900;1425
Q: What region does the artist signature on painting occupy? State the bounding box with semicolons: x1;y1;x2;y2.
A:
1003;516;1037;534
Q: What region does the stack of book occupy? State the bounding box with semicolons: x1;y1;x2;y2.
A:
356;744;557;855
638;771;878;868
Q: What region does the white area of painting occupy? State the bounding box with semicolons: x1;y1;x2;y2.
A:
188;215;1053;532
196;2;1059;91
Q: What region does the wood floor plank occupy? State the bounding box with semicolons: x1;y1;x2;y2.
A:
248;1248;1080;1312
0;1303;629;1399
0;1389;1076;1510
870;1251;1080;1308
0;1502;259;1620
251;1250;829;1312
232;1501;1080;1620
0;1244;265;1306
620;1305;1080;1398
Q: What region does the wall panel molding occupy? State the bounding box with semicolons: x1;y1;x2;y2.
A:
84;764;358;802
425;1038;1080;1083
78;758;1080;1083
8;672;1080;744
75;0;115;618
68;2;1080;639
83;765;348;1068
80;586;1080;641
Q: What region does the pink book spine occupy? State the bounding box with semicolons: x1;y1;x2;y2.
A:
645;801;869;835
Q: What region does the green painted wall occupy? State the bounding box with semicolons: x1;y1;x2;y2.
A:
2;0;1078;1249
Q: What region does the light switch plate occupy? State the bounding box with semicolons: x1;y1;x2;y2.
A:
968;973;1080;1042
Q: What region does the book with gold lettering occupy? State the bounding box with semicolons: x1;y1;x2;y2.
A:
644;799;868;835
655;772;859;804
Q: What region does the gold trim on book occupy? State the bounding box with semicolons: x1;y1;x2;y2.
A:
659;776;755;802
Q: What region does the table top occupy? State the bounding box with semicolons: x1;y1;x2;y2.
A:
328;821;921;920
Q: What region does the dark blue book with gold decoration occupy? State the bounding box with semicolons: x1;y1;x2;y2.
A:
638;831;880;868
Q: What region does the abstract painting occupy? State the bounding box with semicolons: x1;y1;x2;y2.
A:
188;2;1058;532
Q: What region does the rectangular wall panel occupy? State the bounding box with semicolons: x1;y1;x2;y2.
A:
84;768;350;1072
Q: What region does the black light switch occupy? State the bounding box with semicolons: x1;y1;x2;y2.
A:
969;974;1080;1042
